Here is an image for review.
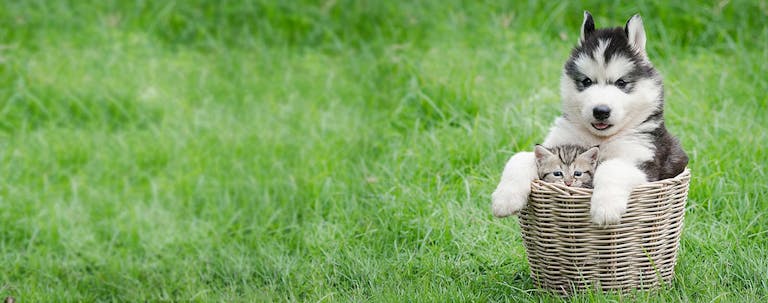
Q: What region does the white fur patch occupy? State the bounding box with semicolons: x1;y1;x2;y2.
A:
573;53;592;77
605;55;635;81
590;159;647;225
626;15;647;57
599;134;655;164
492;152;538;217
593;39;610;67
573;39;612;84
543;117;600;147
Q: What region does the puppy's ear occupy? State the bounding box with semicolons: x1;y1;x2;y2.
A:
625;14;647;58
534;145;554;161
580;11;595;45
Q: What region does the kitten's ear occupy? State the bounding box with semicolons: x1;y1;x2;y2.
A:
534;144;554;161
579;146;600;164
580;11;595;45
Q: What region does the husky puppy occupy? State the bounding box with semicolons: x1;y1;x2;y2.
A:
492;12;688;225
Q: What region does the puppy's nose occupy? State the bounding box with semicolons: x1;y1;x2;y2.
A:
593;105;611;120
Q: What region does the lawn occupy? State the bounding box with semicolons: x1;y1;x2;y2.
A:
0;0;766;301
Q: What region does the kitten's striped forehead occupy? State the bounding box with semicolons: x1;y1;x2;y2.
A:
555;146;582;165
540;145;593;166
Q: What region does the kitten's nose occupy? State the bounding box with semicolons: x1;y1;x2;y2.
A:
565;181;573;186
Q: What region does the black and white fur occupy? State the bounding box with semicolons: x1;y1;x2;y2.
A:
492;12;688;225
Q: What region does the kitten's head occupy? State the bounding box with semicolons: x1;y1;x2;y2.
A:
534;145;599;188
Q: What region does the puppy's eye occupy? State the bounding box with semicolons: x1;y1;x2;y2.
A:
553;171;563;177
573;171;582;177
615;79;627;88
581;78;593;87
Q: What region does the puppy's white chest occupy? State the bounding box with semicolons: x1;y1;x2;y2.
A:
598;135;655;165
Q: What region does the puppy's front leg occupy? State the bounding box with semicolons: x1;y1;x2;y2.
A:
590;159;647;225
492;152;537;217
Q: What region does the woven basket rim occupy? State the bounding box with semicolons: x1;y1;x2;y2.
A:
530;168;690;194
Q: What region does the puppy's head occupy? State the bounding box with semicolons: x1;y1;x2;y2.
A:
560;12;663;137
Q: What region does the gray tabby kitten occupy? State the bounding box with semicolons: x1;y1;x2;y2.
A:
534;144;600;188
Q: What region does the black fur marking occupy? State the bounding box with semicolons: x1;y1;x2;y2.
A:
600;29;636;62
564;60;585;90
639;121;689;181
641;108;664;124
582;12;595;41
624;19;630;37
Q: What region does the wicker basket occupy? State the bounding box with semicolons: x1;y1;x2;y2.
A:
518;169;690;294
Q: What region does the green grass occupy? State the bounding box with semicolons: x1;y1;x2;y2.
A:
0;0;766;301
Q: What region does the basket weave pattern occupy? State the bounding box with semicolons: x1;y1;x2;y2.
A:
518;169;690;293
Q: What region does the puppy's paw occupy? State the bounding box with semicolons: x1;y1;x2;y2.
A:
491;185;528;218
590;190;629;225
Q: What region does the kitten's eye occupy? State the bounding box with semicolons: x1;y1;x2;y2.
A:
553;171;563;177
581;78;593;87
573;171;582;177
615;79;628;88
